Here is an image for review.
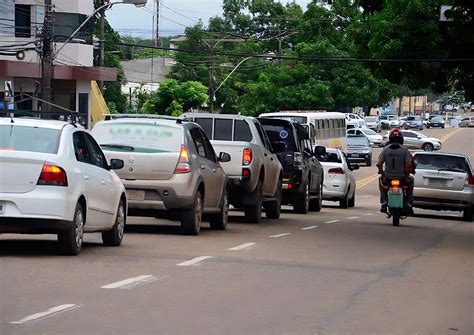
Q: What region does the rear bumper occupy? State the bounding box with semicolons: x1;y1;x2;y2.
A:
413;187;473;210
347;153;371;162
0;218;72;234
0;187;78;222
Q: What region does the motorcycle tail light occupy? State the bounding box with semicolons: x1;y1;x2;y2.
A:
391;179;400;187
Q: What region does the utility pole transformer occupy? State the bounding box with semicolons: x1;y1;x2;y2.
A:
41;0;53;112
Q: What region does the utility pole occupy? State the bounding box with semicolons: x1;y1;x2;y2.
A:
98;0;106;93
40;0;53;112
155;0;160;47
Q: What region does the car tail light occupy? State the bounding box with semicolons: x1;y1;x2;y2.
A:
287;183;293;190
242;168;251;178
328;167;344;174
0;147;14;150
37;164;68;186
467;171;474;185
174;145;191;174
294;152;303;166
242;148;252;166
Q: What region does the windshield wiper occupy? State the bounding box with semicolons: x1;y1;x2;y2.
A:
100;144;135;151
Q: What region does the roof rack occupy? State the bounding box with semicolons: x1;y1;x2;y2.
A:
103;113;189;124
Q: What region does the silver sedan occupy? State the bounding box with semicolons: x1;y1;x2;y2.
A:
382;130;442;151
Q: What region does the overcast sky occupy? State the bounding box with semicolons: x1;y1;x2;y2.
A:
107;0;312;38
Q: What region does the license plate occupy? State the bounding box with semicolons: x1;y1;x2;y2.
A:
429;179;447;187
127;190;145;201
351;154;359;157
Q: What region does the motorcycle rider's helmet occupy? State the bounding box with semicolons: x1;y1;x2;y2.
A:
388;128;404;145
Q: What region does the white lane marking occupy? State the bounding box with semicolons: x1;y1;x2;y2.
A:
363;213;373;216
325;220;340;224
228;242;255;251
347;216;360;219
269;233;290;238
11;304;81;324
302;225;318;230
101;275;160;289
177;256;213;267
360;195;374;198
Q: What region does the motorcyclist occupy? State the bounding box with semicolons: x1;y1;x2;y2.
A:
376;128;414;213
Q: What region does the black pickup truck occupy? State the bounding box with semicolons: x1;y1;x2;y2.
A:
258;118;325;214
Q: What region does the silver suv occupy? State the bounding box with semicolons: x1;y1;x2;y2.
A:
91;115;231;235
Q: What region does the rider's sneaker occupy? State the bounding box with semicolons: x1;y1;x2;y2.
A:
380;203;387;213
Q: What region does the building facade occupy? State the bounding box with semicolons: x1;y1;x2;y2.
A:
0;0;116;127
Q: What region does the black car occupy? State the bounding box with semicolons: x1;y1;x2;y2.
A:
427;115;445;128
259;118;325;214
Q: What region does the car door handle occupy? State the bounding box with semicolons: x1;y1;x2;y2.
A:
212;169;217;173
101;180;106;185
84;174;89;181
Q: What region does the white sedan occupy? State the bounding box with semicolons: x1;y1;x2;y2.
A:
347;128;383;147
320;148;358;208
0;118;127;255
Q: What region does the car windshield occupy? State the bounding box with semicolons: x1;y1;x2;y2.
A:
0;125;60;154
261;124;297;152
380;115;388;120
416;154;469;173
362;129;377;135
431;116;443;121
92;122;183;153
364;117;376;122
347;136;369;146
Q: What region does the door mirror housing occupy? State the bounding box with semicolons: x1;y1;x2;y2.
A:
218;152;231;163
109;159;124;170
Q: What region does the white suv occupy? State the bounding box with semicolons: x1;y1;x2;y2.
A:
0;117;127;255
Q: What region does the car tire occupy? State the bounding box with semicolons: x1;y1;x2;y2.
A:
209;190;229;230
294;182;309;214
181;191;202;235
462;206;473;222
102;199;126;246
265;179;282;219
348;192;355;208
339;192;349;208
442;125;445;129
423;143;434;151
245;181;263;223
309;182;323;212
58;203;84;256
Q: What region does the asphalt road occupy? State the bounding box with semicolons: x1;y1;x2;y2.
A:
1;127;473;335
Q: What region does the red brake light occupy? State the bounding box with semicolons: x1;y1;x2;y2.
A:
242;148;252;166
242;168;251;177
328;167;344;174
37;164;68;186
467;171;474;185
174;145;191;174
391;179;400;187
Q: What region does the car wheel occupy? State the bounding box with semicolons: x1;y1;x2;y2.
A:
366;157;372;166
348;192;355;208
442;125;445;129
462;206;473;222
309;182;323;212
102;199;126;246
339;192;349;208
58;203;84;255
423;143;434;151
181;191;202;235
245;181;263;223
294;182;309;214
209;189;228;230
265;179;282;219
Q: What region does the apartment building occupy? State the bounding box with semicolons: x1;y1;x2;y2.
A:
0;0;116;126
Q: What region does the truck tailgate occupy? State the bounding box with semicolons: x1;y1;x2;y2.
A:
210;141;249;177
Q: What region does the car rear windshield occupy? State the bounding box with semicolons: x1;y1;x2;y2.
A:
193;117;253;142
347;136;369;146
416;154;469;173
0;125;60;154
364;117;377;122
261;124;297;152
92;122;183;153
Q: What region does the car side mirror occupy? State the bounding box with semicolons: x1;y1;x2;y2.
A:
303;147;313;157
218;152;231;163
314;145;326;157
109;159;124;170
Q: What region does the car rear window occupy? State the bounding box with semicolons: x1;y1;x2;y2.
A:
194;118;213;138
0;125;60;154
92;122;183;153
261;124;297;153
234;120;252;141
415;154;469;173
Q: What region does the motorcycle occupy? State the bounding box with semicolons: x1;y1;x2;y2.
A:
386;178;407;226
